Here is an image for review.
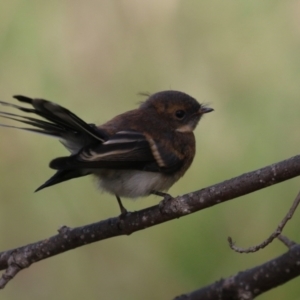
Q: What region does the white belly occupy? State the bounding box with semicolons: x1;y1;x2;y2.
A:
94;169;176;198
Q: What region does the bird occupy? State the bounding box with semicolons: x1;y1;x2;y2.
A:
0;91;213;215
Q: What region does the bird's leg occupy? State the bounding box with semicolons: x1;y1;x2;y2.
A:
116;195;128;217
151;190;172;200
151;190;173;214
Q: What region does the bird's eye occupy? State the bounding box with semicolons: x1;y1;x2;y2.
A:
175;110;185;119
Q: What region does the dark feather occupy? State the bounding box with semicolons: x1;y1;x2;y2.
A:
49;130;183;174
13;95;108;142
35;169;90;192
0;96;109;151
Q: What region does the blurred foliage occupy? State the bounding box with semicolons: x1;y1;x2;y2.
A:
0;1;300;299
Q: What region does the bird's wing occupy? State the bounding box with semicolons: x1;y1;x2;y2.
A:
0;95;108;153
50;130;183;174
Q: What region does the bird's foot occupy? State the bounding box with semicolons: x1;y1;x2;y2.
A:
152;190;173;214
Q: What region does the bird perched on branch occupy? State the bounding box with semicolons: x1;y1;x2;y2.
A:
0;91;213;215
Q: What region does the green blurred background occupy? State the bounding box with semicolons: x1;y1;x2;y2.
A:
0;1;300;299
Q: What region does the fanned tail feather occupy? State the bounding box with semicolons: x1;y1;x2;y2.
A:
0;95;108;152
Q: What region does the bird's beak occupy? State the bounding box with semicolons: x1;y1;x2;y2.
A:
199;106;214;114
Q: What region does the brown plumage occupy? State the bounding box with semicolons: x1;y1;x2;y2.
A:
0;90;213;214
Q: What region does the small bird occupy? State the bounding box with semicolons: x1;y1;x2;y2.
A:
0;91;213;214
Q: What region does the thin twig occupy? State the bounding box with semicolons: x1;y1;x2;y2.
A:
277;234;297;249
228;191;300;253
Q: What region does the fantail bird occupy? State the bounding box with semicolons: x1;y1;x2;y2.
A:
0;91;213;214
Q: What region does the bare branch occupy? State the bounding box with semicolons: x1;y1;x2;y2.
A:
174;243;300;300
0;154;300;288
228;190;300;253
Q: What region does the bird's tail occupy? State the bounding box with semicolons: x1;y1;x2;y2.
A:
0;95;108;153
0;95;108;191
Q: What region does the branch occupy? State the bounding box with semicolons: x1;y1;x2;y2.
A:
228;190;300;253
174;239;300;300
0;154;300;288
